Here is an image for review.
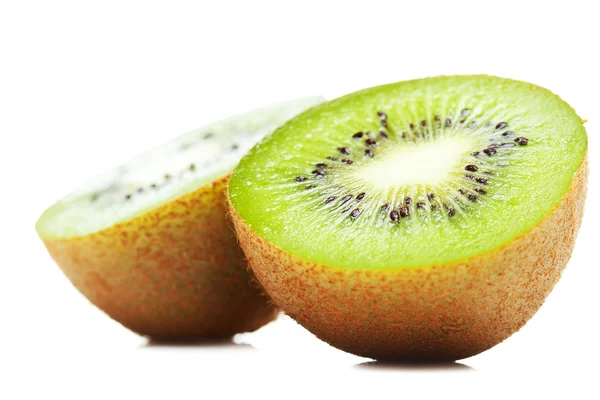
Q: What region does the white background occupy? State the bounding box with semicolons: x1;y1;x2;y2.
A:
1;1;598;399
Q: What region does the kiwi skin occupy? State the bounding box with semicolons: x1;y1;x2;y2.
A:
41;175;277;339
229;159;587;361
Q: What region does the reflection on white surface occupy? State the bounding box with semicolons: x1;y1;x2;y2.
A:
356;360;474;372
142;337;257;351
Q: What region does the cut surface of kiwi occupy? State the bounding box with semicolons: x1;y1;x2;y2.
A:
230;77;586;269
36;96;324;339
229;76;587;360
37;96;324;238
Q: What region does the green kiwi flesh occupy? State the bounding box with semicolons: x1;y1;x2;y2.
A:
229;76;587;270
37;96;324;239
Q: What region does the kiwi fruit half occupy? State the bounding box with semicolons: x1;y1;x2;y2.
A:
36;96;324;339
228;76;588;361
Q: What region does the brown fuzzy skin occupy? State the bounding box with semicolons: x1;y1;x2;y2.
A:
230;160;587;361
41;175;277;339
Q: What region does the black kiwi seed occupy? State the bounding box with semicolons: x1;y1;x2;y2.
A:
125;194;132;200
377;111;387;120
427;193;435;201
381;120;388;128
390;210;400;222
327;156;338;161
471;151;480;156
399;206;410;218
381;203;390;213
465;165;478;172
409;123;415;130
495;122;508;130
364;149;374;157
475;188;487;195
231;144;239;150
447;206;456;216
150;184;158;189
325;196;336;204
342;158;354;164
467;194;478;202
431;204;438;211
434;115;440;121
502;131;514;137
515;137;529;146
338;147;351;155
315;163;328;168
312;169;327;176
353;132;364;139
189;164;196;171
356;192;366;201
295;176;307;182
379;131;388;138
404;196;412;205
416;201;425;209
342;206;351;213
305;184;317;190
421;120;426;126
466;174;488;184
488;143;500;149
483;148;497;156
350;208;362;219
445;119;452;127
365;139;377;147
459;119;466;124
461;108;471;117
340;195;353;205
401;132;407;139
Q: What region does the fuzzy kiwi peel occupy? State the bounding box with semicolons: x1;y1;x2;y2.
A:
228;76;588;360
36;96;324;339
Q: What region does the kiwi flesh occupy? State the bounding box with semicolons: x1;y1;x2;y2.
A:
36;96;324;339
228;76;588;360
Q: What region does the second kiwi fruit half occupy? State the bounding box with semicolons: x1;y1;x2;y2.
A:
36;96;324;340
228;76;588;361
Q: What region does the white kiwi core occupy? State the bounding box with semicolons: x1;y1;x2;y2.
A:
353;138;474;188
